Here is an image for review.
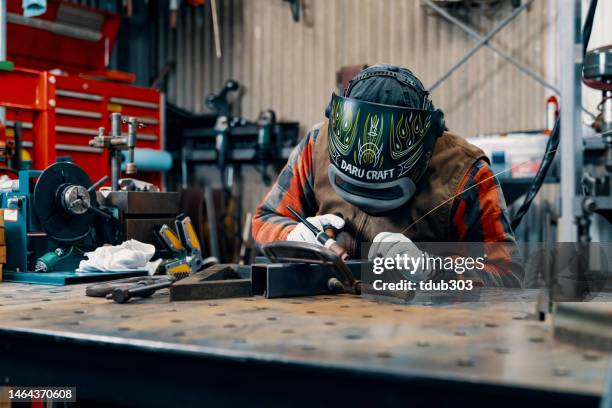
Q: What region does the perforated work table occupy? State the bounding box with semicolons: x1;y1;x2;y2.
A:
0;283;609;407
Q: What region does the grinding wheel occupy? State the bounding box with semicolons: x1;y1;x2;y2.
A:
33;162;96;242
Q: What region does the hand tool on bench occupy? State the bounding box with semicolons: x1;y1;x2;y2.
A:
85;275;171;298
86;215;217;303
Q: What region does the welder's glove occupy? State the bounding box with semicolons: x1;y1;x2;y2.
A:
368;232;431;279
286;214;345;246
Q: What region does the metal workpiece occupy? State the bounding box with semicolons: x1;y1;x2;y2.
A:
260;241;361;295
251;260;364;298
0;283;610;406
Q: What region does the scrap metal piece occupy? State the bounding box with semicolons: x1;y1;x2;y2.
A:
170;264;251;301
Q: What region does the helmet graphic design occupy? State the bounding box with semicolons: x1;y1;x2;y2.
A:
327;93;444;213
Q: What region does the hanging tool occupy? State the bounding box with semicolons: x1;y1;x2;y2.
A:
283;0;300;22
205;79;239;117
256;110;276;185
286;205;349;261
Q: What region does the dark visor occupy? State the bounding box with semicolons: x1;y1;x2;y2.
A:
334;174;404;200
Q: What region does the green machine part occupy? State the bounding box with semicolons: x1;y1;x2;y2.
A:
35;248;73;273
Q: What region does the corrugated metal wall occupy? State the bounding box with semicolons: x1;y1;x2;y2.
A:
152;0;557;137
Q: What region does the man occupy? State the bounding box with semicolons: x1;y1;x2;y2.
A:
252;64;522;287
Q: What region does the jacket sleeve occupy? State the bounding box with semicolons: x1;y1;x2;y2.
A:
449;160;524;287
251;128;318;244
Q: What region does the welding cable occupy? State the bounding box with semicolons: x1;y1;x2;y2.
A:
582;0;598;58
511;118;559;230
511;0;597;230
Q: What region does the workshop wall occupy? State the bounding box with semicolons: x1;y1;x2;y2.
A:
153;0;557;138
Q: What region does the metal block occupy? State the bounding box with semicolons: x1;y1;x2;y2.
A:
97;191;179;215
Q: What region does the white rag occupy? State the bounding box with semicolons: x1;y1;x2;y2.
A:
77;239;161;275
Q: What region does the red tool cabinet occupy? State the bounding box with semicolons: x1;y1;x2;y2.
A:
1;0;164;187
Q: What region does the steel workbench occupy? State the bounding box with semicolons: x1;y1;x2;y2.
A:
0;283;610;407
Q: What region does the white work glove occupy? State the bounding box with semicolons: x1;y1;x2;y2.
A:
286;214;345;246
368;232;431;279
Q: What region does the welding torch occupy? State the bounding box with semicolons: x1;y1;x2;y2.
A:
286;205;349;261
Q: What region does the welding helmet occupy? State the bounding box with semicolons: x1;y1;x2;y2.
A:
326;65;445;214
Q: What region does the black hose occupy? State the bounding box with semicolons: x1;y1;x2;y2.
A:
510;0;597;230
582;0;598;57
511;118;560;230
